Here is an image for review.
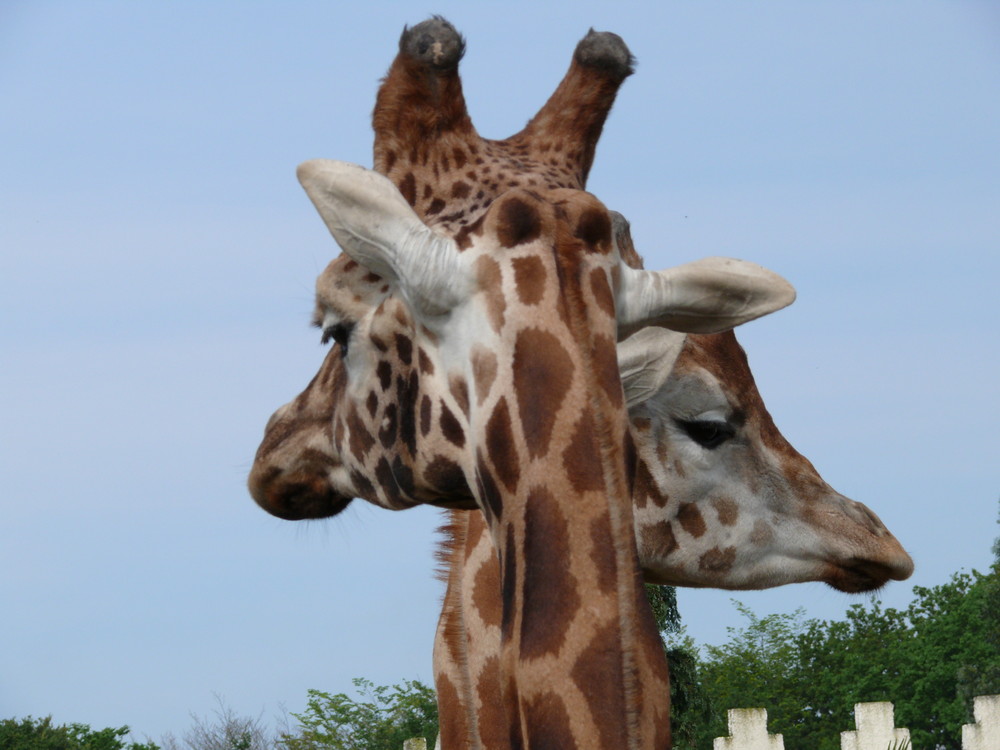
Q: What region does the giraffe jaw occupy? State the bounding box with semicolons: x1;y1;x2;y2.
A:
822;554;915;593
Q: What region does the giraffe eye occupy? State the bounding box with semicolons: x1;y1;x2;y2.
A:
321;322;354;352
677;419;734;449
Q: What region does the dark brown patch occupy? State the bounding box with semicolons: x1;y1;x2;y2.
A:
376;360;392;391
434;674;469;750
397;371;419;456
399;172;417;206
699;546;737;573
712;497;739;526
394;333;412;366
473;553;503;630
640;522;678;559
471;346;498;405
370;333;388;353
496;196;542;248
677;502;707;538
349;468;375;501
365;391;378;418
512;255;546;306
452;147;468;169
633;458;656;509
450;181;471;199
521;691;576;749
378;403;397;448
475;466;500;529
454;213;485;251
485;397;520;492
346;404;375;458
499;523;517;639
589;267;615;317
574;207;612;253
449;375;470;417
563;413;605;493
440;401;465;448
419;394;432;436
571;622;628;747
590;517;617;595
520;487;580;660
474;656;508;750
593;332;623;408
512;328;573;459
427;197;446;216
425;455;468;498
475;256;506;333
418;347;434;375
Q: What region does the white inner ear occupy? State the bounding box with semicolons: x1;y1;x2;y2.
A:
618;327;687;410
297;160;471;316
616;257;796;339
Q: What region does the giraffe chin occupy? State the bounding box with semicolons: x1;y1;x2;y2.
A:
822;558;913;594
250;474;354;521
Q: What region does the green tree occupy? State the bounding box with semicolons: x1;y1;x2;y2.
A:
0;716;158;750
694;603;811;748
646;584;713;749
280;678;437;750
691;563;1000;750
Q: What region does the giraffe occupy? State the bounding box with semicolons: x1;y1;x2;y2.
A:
431;222;913;750
266;214;913;749
248;18;804;748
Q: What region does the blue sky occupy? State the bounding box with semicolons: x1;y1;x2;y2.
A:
2;1;998;742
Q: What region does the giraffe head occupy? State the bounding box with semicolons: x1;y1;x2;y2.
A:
619;327;913;593
249;161;795;523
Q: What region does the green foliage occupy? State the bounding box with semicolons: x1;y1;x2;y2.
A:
692;566;1000;750
0;716;158;750
645;584;713;749
280;678;438;750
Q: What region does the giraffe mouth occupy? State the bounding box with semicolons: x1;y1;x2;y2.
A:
823;557;912;594
250;469;354;521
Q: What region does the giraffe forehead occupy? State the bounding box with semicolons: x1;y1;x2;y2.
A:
479;188;613;255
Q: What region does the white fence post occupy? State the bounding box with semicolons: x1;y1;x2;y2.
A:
840;702;911;750
962;694;1000;750
713;707;784;750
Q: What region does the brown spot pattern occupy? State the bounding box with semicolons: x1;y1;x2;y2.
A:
677;502;707;538
574;206;612;252
520;487;580;661
476;256;506;333
712;497;739;526
590;517;617;595
471;347;498;405
512;328;573;459
640;522;678;559
496;196;542;248
440;401;466;448
521;691;576;749
424;455;468;497
485;397;520;492
563;413;605;493
512;255;546;305
570;622;628;747
589;267;615;317
449;375;470;417
699;546;737;573
592;332;623;408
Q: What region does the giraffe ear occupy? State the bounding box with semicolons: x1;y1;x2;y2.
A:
616;257;795;340
617;327;687;410
296;160;470;316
